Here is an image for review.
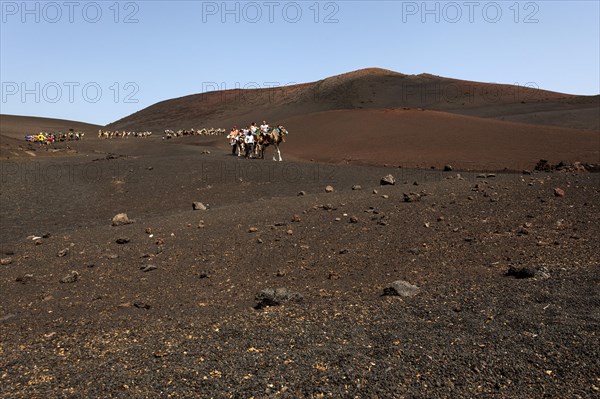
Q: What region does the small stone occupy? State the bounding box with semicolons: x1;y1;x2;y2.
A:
1;257;13;265
140;265;157;272
291;214;301;223
339;249;349;254
408;248;420;255
325;185;334;193
380;174;396;186
112;213;133;226
383;280;420;297
505;266;536;279
403;193;421;203
199;272;209;279
255;288;303;308
286;229;293;235
554;188;565;197
349;216;359;223
60;271;79;284
57;248;69;257
372;189;379;195
444;165;453;172
145;227;152;234
297;191;306;196
193;202;207;211
276;269;286;277
256;238;263;244
16;274;34;284
133;301;151;309
116;238;130;244
248;227;258;233
352;185;362;190
381;195;389;199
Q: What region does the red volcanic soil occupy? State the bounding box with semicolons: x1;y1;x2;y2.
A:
278;108;600;170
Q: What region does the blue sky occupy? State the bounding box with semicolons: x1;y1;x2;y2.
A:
1;0;599;125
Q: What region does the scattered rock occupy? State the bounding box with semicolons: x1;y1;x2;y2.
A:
1;257;13;265
133;301;151;309
325;185;334;193
381;195;389;199
276;269;286;277
380;174;396;186
444;165;453;172
297;191;306;196
286;229;294;235
328;271;340;280
349;216;359;223
291;214;301;223
60;271;79;284
248;227;258;233
339;249;349;254
403;193;421;202
140;265;157;272
199;272;209;279
112;213;133;226
408;248;421;255
255;288;304;308
372;189;379;195
193;202;207;211
554;188;565;197
383;280;420;297
505;266;550;279
352;185;362;190
116;238;130;244
145;227;152;234
16;274;34;284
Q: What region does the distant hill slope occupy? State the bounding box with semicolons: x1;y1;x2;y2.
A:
0;114;101;138
107;68;599;131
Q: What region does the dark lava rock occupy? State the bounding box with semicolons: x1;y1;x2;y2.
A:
383;280;420;297
16;274;34;284
116;238;130;244
133;301;151;309
380;174;396;185
255;288;303;309
60;271;79;284
444;165;453;172
505;266;550;279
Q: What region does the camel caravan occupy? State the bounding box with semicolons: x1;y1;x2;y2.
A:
163;128;226;139
98;130;153;139
227;121;289;161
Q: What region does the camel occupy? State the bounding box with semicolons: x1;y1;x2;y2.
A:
256;125;288;161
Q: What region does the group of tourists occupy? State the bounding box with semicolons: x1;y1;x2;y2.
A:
25;130;84;145
227;121;288;161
